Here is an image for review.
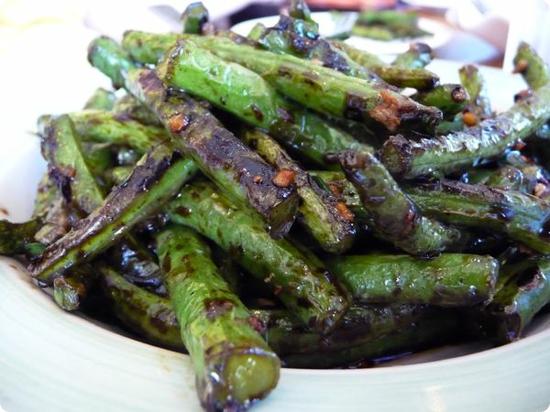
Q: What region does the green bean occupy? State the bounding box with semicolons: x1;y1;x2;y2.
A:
514;41;550;90
485;258;550;343
334;150;461;255
100;265;183;350
328;254;498;306
157;225;280;410
392;42;433;69
412;84;469;119
381;82;550;179
180;2;209;34
408;179;550;254
83;87;116;110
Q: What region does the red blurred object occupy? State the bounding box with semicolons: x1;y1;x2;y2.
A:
306;0;397;9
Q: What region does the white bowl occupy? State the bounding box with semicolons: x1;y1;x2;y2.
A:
0;22;549;412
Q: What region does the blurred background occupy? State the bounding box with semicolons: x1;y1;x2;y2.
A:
1;0;549;68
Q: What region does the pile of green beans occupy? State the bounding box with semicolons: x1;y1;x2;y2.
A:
2;2;550;411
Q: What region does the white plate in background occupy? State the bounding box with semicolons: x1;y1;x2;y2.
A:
0;20;549;412
231;11;453;55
